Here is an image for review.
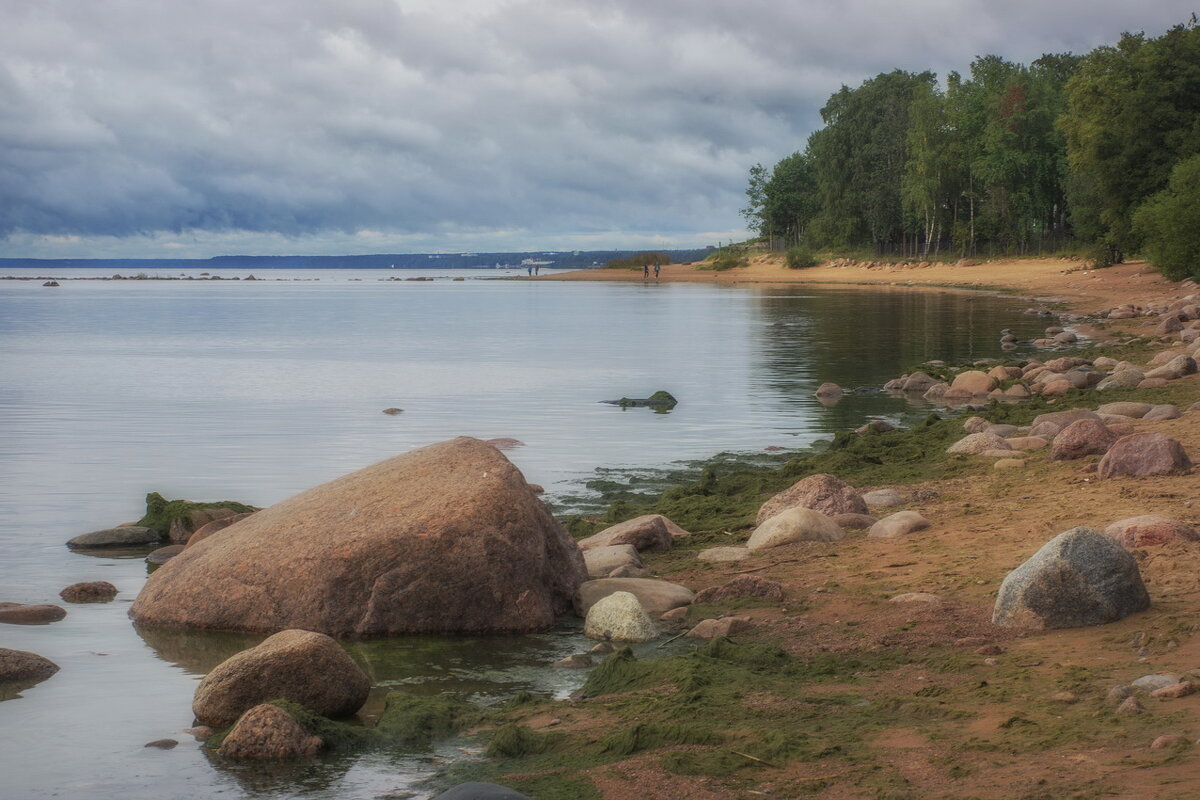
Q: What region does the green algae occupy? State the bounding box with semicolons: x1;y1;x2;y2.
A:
135;491;257;535
486;723;560;757
266;700;373;752
376;692;473;749
602;722;724;756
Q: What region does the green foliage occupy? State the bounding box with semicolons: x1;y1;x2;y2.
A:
135;491;257;535
602;723;724;756
784;246;819;269
704;252;747;271
1132;152;1200;280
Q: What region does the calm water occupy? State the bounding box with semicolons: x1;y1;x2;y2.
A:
0;267;1052;799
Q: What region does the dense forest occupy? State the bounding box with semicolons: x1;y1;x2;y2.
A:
741;20;1200;279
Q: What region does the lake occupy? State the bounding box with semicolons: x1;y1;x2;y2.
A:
0;267;1052;799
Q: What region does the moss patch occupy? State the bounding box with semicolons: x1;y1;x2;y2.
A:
135;491;257;535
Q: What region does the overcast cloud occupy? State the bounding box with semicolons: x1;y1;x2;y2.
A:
1;0;1195;258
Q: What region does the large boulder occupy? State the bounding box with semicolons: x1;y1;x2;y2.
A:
185;512;255;549
573;578;694;618
1097;434;1193;479
1030;409;1101;430
1097;402;1152;419
992;527;1150;629
576;515;675;552
67;526;162;549
583;592;658;642
901;371;938;393
1143;355;1197;381
1050;419;1119;461
746;508;845;551
130;438;587;636
216;704;322;760
192;629;371;728
1104;516;1200;548
755;473;866;525
0;648;60;686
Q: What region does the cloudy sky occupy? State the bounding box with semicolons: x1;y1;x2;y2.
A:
1;1;1195;258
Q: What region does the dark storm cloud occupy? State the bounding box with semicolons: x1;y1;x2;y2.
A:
1;0;1195;256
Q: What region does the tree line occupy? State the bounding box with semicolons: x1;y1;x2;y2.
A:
741;19;1200;279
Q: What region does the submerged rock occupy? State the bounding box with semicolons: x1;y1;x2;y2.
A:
601;390;678;410
0;603;66;625
59;581;118;603
67;526;162;549
993;527;1150;629
0;647;60;686
130;438;586;636
192;629;371;728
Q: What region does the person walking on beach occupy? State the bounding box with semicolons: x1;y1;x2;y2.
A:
527;265;533;277
643;263;649;280
654;263;661;281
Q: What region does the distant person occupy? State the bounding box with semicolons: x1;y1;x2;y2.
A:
535;265;540;276
527;265;533;277
654;263;661;281
643;264;649;280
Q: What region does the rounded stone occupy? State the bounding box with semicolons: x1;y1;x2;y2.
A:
747;508;845;551
583;592;658;642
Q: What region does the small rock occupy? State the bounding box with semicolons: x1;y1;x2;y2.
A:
685;616;753;640
747;507;844;551
659;606;689;623
59;581;118;603
862;489;905;507
696;546;751;563
868;511;930;539
552;654;594;668
67;526;162;549
1142;404;1180;421
583;591;658;643
1117;696;1145;714
216;704;322;760
1132;674;1179;692
1050;419;1119;461
381;408;404;415
1106;685;1133;703
0;647;60;684
1151;682;1195;699
814;382;843;399
147;545;185;564
1050;691;1079;704
947;433;1011;455
185;726;215;739
1104;515;1200;548
694;575;784;604
1150;734;1188;750
889;593;940;603
975;644;1004;656
0;603;67;625
144;739;178;749
1098;433;1193;479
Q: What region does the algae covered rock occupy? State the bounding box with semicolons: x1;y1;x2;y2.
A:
192;629;370;728
583;592;658;642
131;438;586;636
216;704;322;760
603;390;678;410
993;527;1150;629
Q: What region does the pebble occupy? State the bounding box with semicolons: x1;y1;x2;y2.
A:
1106;685;1133;703
1150;734;1188;750
1150;682;1195;699
1050;691;1079;704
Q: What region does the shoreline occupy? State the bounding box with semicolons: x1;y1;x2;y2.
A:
541;255;1183;318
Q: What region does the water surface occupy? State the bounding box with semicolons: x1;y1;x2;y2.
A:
0;267;1052;798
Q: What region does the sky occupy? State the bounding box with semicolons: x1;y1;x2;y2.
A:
1;1;1196;259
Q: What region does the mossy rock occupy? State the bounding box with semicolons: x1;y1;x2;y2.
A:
135;492;257;536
